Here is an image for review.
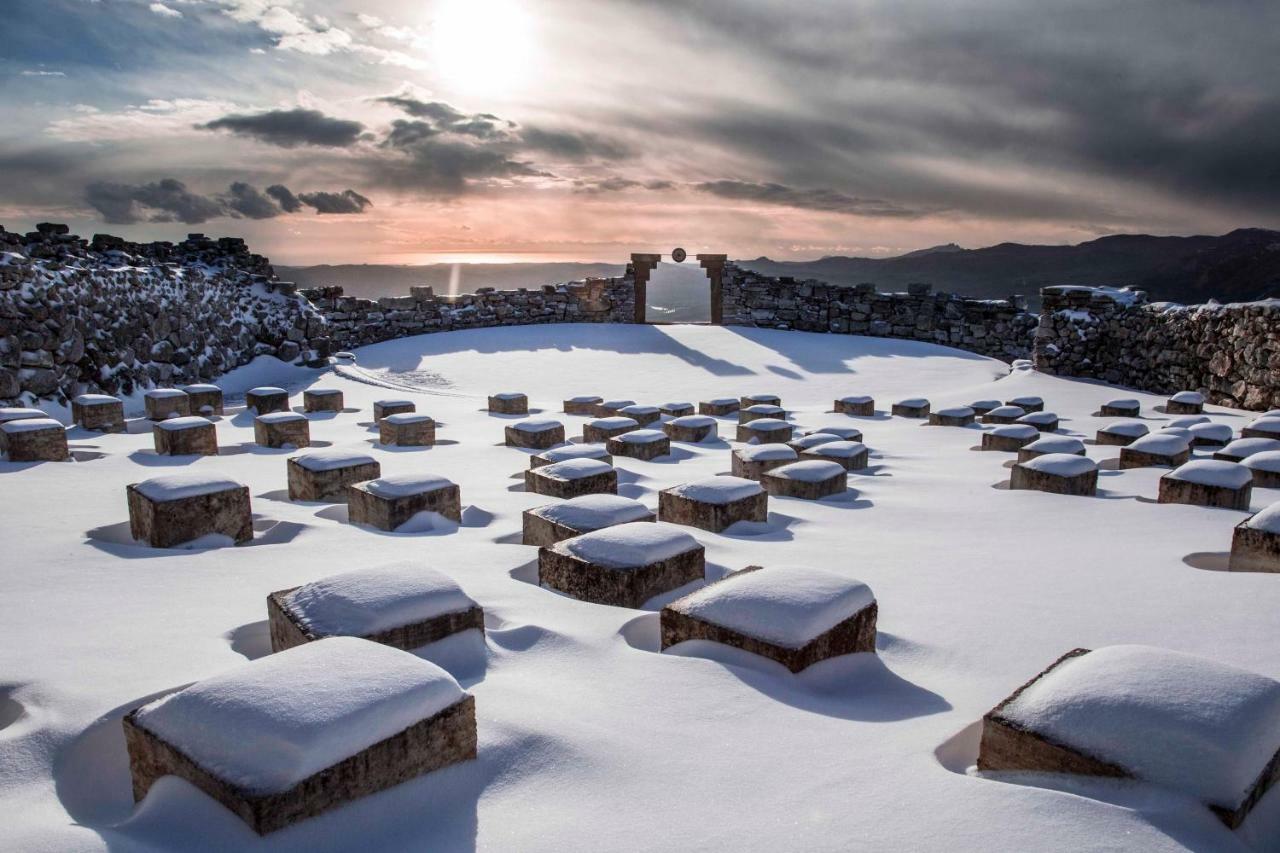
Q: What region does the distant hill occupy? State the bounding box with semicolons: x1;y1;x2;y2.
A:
739;229;1280;305
276;262;624;299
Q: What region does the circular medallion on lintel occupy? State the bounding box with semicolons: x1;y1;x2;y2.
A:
671;247;687;263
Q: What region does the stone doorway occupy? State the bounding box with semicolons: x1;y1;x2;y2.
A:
631;252;726;324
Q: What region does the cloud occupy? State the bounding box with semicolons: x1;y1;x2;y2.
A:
200;108;365;148
296;189;372;214
520;126;631;161
573;177;675;194
84;179;373;223
223;182;281;219
695;181;927;218
265;184;302;213
148;3;182;18
20;69;66;77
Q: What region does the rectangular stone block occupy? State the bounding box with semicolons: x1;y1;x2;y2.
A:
524;459;618;498
736;419;794;444
1230;508;1280;573
530;445;612;469
246;387;289;414
505;419;566;449
522;495;655;546
346;474;461;530
607;429;670;460
374;399;416;420
127;476;252;548
287;451;381;502
537;522;705;608
254;412;310;448
1;418;68;461
761;460;847;499
152;417;217;456
144;389;190;421
1009;455;1099;496
658;477;767;532
698;398;739;417
659;402;695;417
488;393;528;414
892;399;930;418
731;445;799;480
181;384;224;416
663;416;717;443
71;394;125;432
740;394;781;408
834;396;874;416
379;413;435;446
563;396;602;415
303;389;344;413
583;417;639;443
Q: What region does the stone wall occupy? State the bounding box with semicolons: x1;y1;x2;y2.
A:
0;223;322;405
720;263;1037;361
1033;286;1280;410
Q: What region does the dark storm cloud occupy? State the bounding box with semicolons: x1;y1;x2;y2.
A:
519;126;632;161
573;177;676;194
223;181;281;219
265;184;302;213
84;179;372;223
296;189;373;214
374;96;507;138
200;108;365;148
695;181;926;218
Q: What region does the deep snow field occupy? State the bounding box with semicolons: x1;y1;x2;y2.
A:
1;323;1278;852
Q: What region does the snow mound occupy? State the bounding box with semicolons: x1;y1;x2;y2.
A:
540;458;613;480
669;476;763;503
1019;453;1097;477
619;405;659;418
1244;451;1280;474
1023;436;1085;455
153;416;213;432
540;445;610;464
589;416;640;431
743;418;791;432
737;444;797;462
808;426;863;441
615;429;667;444
1129;433;1190;454
936;406;975;418
1220;437;1280;458
182;384;220;393
559;521;699;569
0;407;45;423
512;418;563;433
670;565;875;648
897;398;929;408
790;433;841;450
144;389;187;400
990;425;1039;439
970;399;1001;410
986;406;1025;419
1100;421;1148;438
804;441;867;459
704;397;736;406
1158;427;1194;442
1170;391;1205;405
133;636;465;794
382;412;433;425
669;415;715;429
1;417;62;434
292;448;377;472
1245;417;1280;436
999;645;1280;809
1008;396;1044;407
600;400;635;411
534;494;653;529
661;401;693;410
285;562;476;637
134;473;243;502
256;411;305;424
1189;423;1233;443
1165;460;1251;488
363;473;454;498
1166;415;1210;429
768;460;847;482
72;394;120;406
1017;412;1058;426
743;404;786;417
1244;502;1280;534
839;395;873;405
247;386;286;396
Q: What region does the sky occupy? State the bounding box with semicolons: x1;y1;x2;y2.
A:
1;0;1278;265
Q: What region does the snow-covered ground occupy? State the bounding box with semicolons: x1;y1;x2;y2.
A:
1;323;1277;852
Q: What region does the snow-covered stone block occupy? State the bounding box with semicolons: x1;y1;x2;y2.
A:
618;405;661;426
268;564;482;652
152;416;217;456
738;404;787;424
736;418;794;444
1244;451;1280;488
1229;503;1280;573
1241;417;1280;440
1005;395;1044;413
663;415;717;443
287;449;380;502
929;406;976;427
661;565;877;672
522;494;655;546
1096;420;1149;446
969;399;1002;416
563;395;603;415
1165;390;1205;415
373;399;415;421
978;645;1280;829
0;408;45;454
658;476;767;532
1100;398;1141;417
1214;437;1280;463
122;637;476;835
1017;435;1086;462
303;388;344;413
487;392;528;415
731;444;799;480
1189;422;1233;448
524;458;618;498
800;440;869;471
245;386;289;415
699;398;740;417
806;425;863;441
1;417;67;461
537;521;705;608
982;424;1040;452
71;394;125;433
892;398;930;418
834;395;875;416
607;428;671;461
530;444;612;469
1119;433;1191;469
659;402;695;417
144;388;190;421
761;460;847;500
1017;411;1060;433
127;474;252;547
1158;460;1253;510
505;418;566;449
981;405;1026;425
181;384;224;416
347;473;461;530
583;416;640;444
1166;415;1210;430
379;413;435;447
595;399;636;417
1010;453;1098;496
741;393;781;408
254;411;310;449
789;433;841;452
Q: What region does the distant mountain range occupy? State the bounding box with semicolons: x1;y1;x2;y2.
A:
279;229;1280;311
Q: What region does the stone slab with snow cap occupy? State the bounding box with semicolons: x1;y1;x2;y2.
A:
245;386;289;415
1119;432;1191;469
1189;422;1233;447
348;473;461;530
287;449;380;502
487;392;528;415
254;411;310;449
1016;411;1060;432
1158;460;1253;510
731;443;798;480
663;414;717;443
1005;395;1045;413
127;473;252;548
71;393;125;432
659;476;767;532
982;405;1026;425
373;399;415;421
807;425;864;442
1214;437;1280;463
982;424;1040;452
505;418;566;450
607;428;671;461
1242;417;1280;439
303;388;344;413
1100;398;1141;417
539;521;705;608
123;636;477;834
563;395;602;415
892;398;930;418
523;494;655;546
738;404;787;424
379;412;435;446
525;457;618;498
269;563;482;651
1166;390;1205;414
834;395;875;416
789;433;841;452
1096;420;1148;445
530;443;612;469
1018;435;1086;462
736;417;794;444
761;460;848;500
181;384;224;416
152;416;217;456
0;407;45;424
978;644;1280;828
969;399;1002;415
800;440;869;471
595;399;636;417
1010;453;1099;496
1230;501;1280;573
1244;450;1280;487
662;565;877;672
930;406;976;427
699;397;740;417
1;415;66;461
740;393;781;408
1165;415;1210;430
583;416;640;443
143;388;191;421
659;402;695;417
618;405;661;426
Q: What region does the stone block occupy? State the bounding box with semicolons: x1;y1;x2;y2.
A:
659;402;695;417
1;417;68;461
1005;396;1045;413
1188;422;1233;448
347;474;461;530
981;406;1026;425
618;405;661;426
524;458;618;498
1165;391;1204;415
530;444;612;469
379;413;435;446
1017;436;1086;462
522;494;655;546
607;429;670;460
246;386;289;415
731;444;798;480
505;418;566;449
834;395;874;416
287;450;380;502
698;398;740;417
929;406;976;427
181;384;224;416
658;476;767;532
537;522;705;608
1095;421;1148;446
595;399;637;417
374;399;416;421
144;388;190;421
254;412;310;449
1017;412;1060;432
982;425;1040;452
303;389;344;413
152;416;217;456
1213;438;1280;463
488;393;528;414
800;441;869;470
1241;417;1280;440
1229;504;1280;573
583;416;639;443
563;395;602;415
969;400;1002;416
1245;451;1280;487
1100;398;1140;417
663;415;717;443
126;475;252;547
738;404;788;424
736;418;794;444
1157;460;1252;510
1009;454;1098;496
740;394;781;408
1119;434;1191;469
71;394;125;432
761;460;847;499
892;398;930;418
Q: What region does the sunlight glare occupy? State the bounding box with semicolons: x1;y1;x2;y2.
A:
432;0;536;97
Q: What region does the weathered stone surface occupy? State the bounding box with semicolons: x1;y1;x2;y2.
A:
731;445;798;480
144;389;190;421
537;528;705;608
563;396;602;415
346;477;461;530
255;413;310;449
698;398;739;417
152;418;218;456
1230;512;1280;573
607;429;671;460
287;454;380;502
2;419;68;461
505;419;565;449
1157;471;1252;510
373;400;415;421
929;407;976;427
736;419;794;444
303;389;344;413
71;395;125;432
488;393;528;415
892;399;930;418
182;385;224;416
663;416;717;443
1009;458;1098;496
246;387;289;414
583;417;639;443
379;414;435;446
834;396;875;416
126;480;252;548
760;460;847;499
658;479;767;532
524;460;618;498
267;587;483;652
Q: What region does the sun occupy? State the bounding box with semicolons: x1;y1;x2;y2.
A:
431;0;537;99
